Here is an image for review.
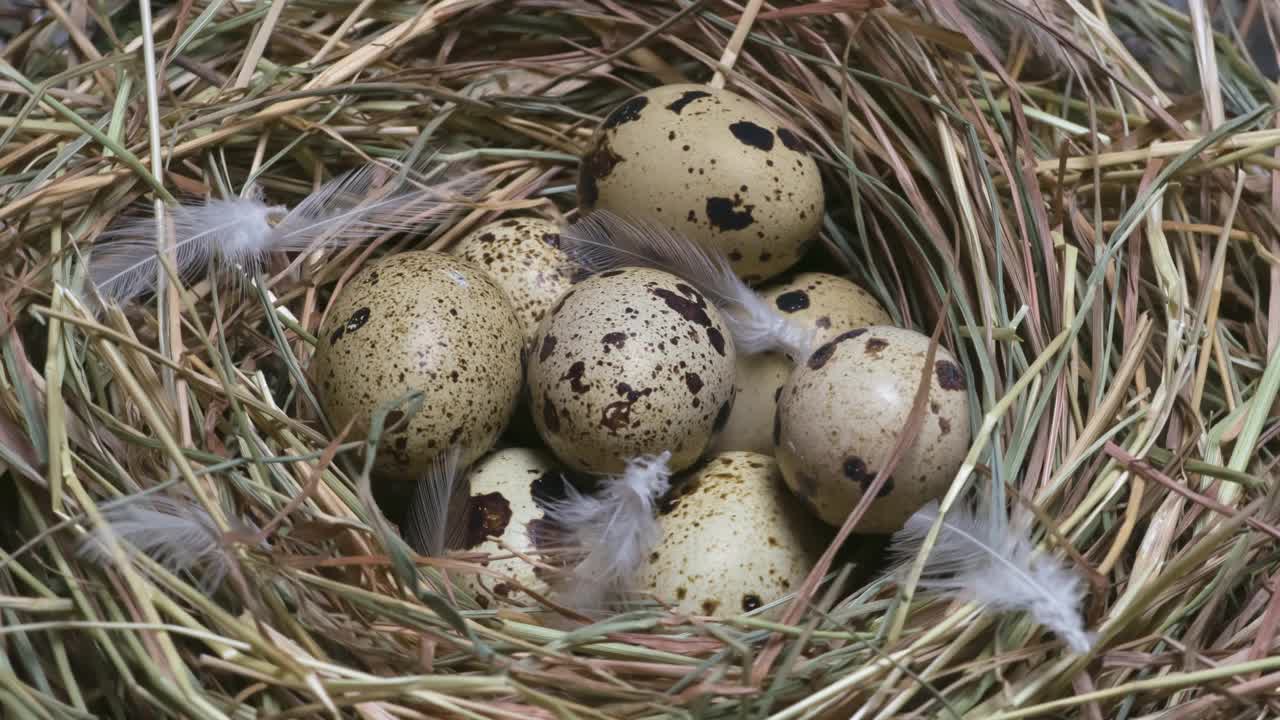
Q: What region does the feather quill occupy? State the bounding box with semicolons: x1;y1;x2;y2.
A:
537;451;672;612
403;446;470;557
888;500;1095;653
88;156;478;305
559;210;815;359
78;495;254;593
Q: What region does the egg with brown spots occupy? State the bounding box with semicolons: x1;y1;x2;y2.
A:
452;217;580;347
774;326;971;533
312;251;524;477
638;452;826;618
528;267;736;474
711;274;891;455
456;448;580;605
577;84;824;284
759;273;892;340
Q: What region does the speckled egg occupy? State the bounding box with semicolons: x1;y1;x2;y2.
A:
455;447;577;606
528;267;736;474
774;326;971;534
577;84;824;284
452;217;580;347
638;452;826;618
759;273;892;342
710;274;891;455
312;251;524;476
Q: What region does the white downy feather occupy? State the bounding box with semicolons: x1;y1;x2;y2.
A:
88;156;478;305
78;495;252;593
403;446;469;557
888;500;1095;653
559;210;816;359
537;451;672;612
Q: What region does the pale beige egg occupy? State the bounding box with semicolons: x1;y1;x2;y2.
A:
774;326;971;533
638;452;827;618
578;84;824;284
527;267;737;474
455;447;572;606
711;274;891;455
452;217;579;347
312;251;524;478
757;272;892;342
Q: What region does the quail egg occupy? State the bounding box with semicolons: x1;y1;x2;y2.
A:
455;447;579;605
711;274;891;455
758;273;892;340
638;452;826;618
312;251;524;476
577;84;824;284
528;267;736;474
774;326;971;533
452;217;580;346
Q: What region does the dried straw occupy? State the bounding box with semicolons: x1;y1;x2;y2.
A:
2;0;1279;717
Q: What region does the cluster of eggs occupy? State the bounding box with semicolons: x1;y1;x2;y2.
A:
310;84;972;617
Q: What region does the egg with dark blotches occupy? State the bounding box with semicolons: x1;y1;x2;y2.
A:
528;267;736;474
452;217;580;347
759;273;892;341
577;83;824;284
456;447;579;606
638;452;826;618
312;251;524;477
775;326;971;533
711;274;891;455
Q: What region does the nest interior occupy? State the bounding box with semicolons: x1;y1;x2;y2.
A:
2;1;1280;718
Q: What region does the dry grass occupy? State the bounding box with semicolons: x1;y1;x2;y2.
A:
2;0;1280;718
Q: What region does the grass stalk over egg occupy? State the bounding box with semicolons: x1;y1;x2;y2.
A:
2;0;1280;717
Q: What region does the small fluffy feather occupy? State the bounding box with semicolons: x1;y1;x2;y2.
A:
537;451;672;612
560;210;815;359
78;495;250;593
888;500;1095;653
403;446;469;557
88;156;477;305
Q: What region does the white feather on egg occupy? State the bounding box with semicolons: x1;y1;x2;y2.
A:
536;451;672;612
559;210;816;360
87;155;479;306
888;500;1095;653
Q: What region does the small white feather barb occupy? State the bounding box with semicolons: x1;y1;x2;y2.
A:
538;451;672;611
403;446;469;557
560;210;815;359
88;156;478;304
78;495;253;593
888;500;1095;653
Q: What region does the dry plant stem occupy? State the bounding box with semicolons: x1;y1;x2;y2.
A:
1190;173;1244;416
4;1;1280;715
710;0;766;88
1103;443;1280;540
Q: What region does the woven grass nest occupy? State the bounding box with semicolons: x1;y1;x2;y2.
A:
4;0;1280;718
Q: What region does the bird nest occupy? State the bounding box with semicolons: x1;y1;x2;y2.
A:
2;1;1280;718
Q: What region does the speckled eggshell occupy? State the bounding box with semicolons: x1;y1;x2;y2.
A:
577;83;824;284
456;448;570;606
312;251;524;476
759;273;892;342
639;452;826;618
528;267;736;474
710;274;891;455
774;326;971;534
452;217;579;347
